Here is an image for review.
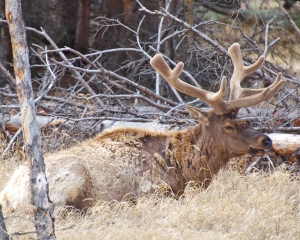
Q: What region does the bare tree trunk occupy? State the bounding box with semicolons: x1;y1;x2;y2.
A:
0;204;8;240
58;0;79;47
5;0;56;239
0;0;13;84
75;0;90;53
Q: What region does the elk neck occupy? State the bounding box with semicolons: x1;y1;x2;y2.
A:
162;122;231;189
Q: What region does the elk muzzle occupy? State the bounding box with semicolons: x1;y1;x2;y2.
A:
249;135;272;156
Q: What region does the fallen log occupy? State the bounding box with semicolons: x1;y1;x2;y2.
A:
0;115;172;134
1;115;299;156
268;133;300;155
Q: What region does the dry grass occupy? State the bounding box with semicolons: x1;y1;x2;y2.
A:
1;163;300;240
1;134;299;239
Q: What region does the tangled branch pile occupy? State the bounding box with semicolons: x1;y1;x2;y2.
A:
1;1;299;153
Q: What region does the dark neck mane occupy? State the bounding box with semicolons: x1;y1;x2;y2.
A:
164;123;231;188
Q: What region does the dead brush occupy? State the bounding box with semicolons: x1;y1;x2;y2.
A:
1;167;300;239
41;126;83;153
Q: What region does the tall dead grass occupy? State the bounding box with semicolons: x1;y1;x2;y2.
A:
1;133;299;239
1;166;299;240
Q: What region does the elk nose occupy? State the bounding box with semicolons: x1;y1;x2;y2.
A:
262;137;272;149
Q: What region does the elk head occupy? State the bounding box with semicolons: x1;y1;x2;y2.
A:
150;43;285;157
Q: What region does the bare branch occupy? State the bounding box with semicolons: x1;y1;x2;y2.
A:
277;0;300;37
0;62;16;85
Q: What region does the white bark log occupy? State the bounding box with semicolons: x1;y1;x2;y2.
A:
2;114;299;156
268;133;300;155
1;115;171;133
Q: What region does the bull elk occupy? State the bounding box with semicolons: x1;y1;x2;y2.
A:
0;43;284;211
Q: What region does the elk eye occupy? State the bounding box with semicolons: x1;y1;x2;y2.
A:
224;125;234;131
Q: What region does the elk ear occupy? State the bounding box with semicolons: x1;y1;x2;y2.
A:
228;109;239;119
186;105;209;124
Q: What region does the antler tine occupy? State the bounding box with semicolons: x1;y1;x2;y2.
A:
150;54;228;114
228;43;266;100
226;43;285;110
223;74;283;110
262;72;285;100
237;72;283;98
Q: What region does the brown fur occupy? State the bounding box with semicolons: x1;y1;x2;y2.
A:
0;108;272;211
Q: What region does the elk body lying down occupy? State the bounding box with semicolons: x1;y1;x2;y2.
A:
0;43;284;211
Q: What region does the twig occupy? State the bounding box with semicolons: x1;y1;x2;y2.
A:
277;0;300;37
93;17;136;37
41;47;143;57
2;128;22;157
268;37;281;49
263;23;269;57
163;99;200;117
265;154;275;173
0;105;20;108
245;157;262;174
155;0;172;102
65;116;187;124
0;62;16;85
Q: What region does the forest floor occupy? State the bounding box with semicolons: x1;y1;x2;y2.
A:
0;131;300;239
1;160;300;239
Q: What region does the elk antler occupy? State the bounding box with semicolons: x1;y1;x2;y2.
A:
228;43;284;101
150;43;285;115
